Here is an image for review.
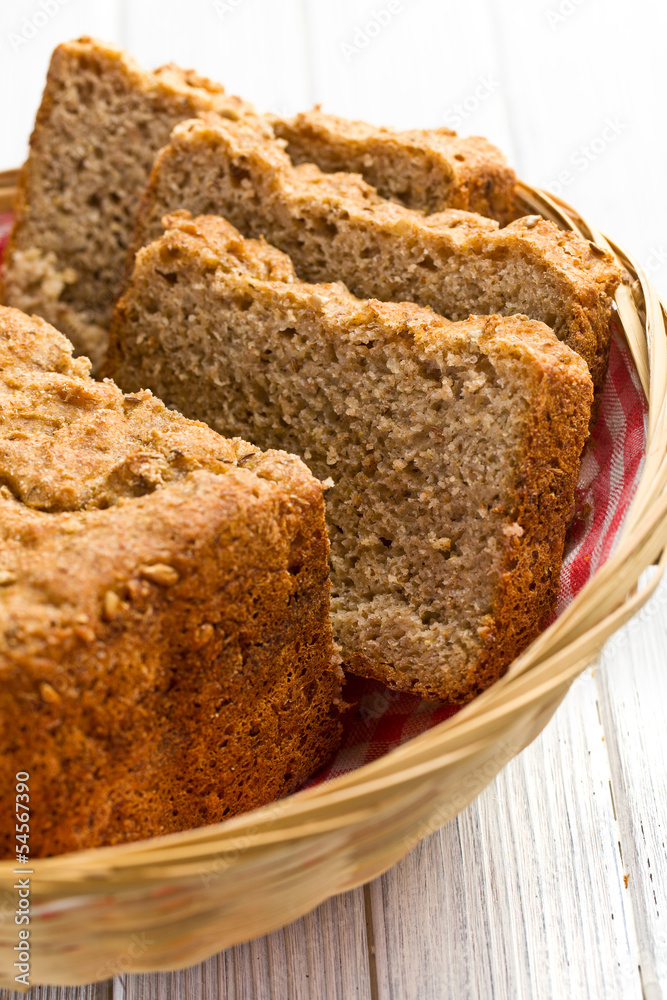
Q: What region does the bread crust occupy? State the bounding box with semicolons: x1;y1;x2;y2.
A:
271;107;517;223
0;305;341;858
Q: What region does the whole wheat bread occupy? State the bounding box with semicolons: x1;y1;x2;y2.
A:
108;212;594;703
0;304;340;857
130;114;621;394
0;38;270;369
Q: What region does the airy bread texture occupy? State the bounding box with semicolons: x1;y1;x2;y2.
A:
0;38;270;370
0;305;341;858
271;107;517;223
108;213;594;703
131;114;621;394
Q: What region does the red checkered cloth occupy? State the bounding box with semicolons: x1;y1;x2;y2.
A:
0;214;647;786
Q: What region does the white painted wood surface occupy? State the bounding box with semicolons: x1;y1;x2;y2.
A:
0;0;666;997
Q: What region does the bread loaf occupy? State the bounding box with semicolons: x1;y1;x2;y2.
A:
0;304;341;858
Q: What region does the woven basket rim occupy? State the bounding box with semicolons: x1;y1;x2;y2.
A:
0;179;665;891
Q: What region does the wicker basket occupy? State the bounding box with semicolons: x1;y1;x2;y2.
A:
0;173;665;989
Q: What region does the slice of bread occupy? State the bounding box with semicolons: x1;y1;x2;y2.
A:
131;114;621;395
271;107;517;223
0;38;270;369
0;304;340;857
108;212;594;703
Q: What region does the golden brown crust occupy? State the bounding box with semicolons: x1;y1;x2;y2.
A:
472;322;591;696
0;304;341;858
161;210;299;283
271;107;517;223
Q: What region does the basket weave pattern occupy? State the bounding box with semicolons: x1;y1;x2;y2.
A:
0;178;665;988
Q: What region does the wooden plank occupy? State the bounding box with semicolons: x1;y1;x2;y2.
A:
369;669;642;999
0;0;123;172
0;983;111;999
597;571;667;1000
113;887;371;999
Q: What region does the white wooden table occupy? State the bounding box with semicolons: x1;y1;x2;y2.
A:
1;1;666;997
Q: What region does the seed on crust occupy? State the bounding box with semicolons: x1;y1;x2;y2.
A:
588;242;608;258
140;563;180;586
39;682;61;704
193;622;215;649
102;589;124;620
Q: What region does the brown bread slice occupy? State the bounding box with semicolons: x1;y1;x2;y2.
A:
131;114;621;395
271;107;517;223
108;212;593;704
0;304;341;858
0;38;271;370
